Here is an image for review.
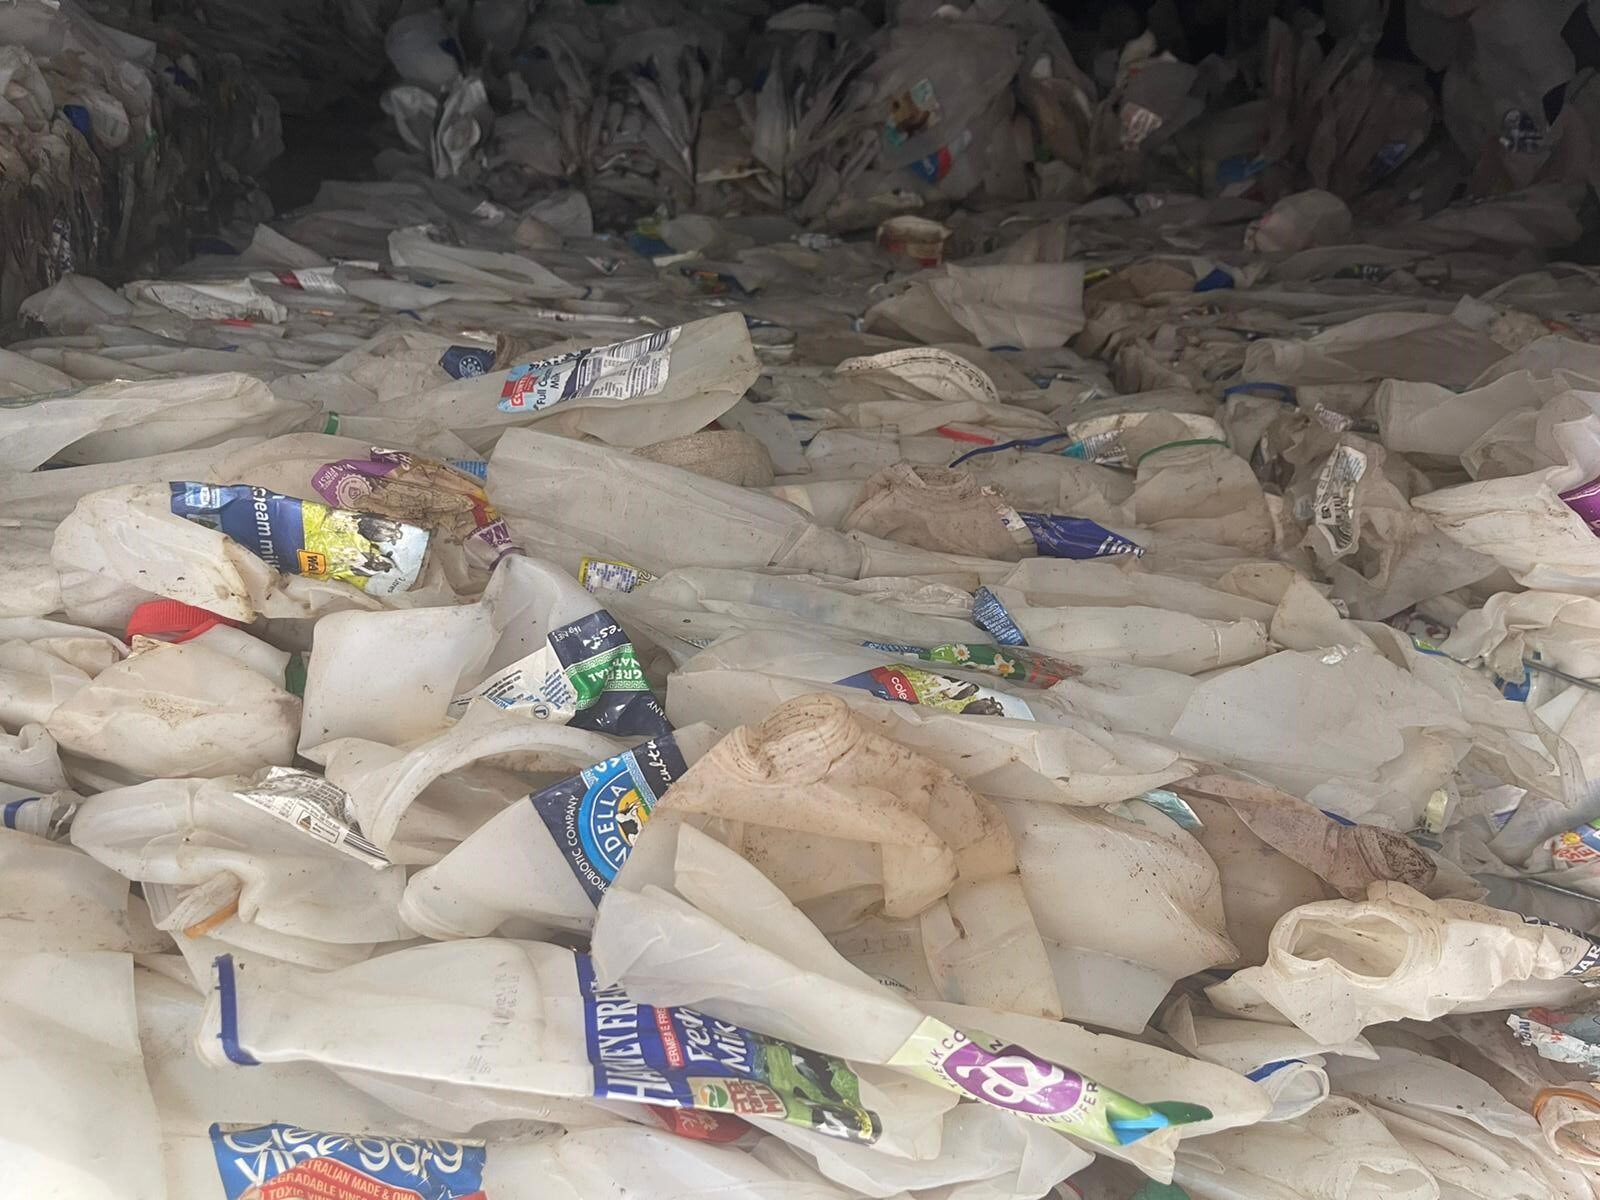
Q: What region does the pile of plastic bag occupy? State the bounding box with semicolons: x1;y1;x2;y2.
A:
10;154;1600;1199
0;0;282;320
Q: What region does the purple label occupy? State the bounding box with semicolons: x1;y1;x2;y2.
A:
311;455;402;510
1561;477;1600;534
938;1037;1087;1116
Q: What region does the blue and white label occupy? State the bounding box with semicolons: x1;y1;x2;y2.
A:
1018;513;1144;559
576;954;881;1142
208;1123;485;1200
971;586;1028;645
439;345;495;379
498;327;678;413
530;734;689;903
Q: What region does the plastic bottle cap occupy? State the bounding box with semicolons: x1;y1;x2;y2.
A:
124;599;243;643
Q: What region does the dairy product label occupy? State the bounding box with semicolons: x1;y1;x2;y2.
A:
234;767;389;868
170;482;429;596
447;610;669;737
578;557;656;594
575;954;881;1144
1312;444;1366;557
1019;512;1144;559
888;1017;1184;1146
498;327;678;412
970;585;1028;645
529;734;688;903
838;664;1035;719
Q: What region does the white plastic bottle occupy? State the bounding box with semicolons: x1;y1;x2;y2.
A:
401;725;722;939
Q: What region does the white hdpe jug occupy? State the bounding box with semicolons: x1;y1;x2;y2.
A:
654;695;1016;920
141;962;672;1200
401;725;722;939
612;566;986;658
1208;882;1600;1043
997;798;1236;1033
0;371;314;473
71;773;409;950
47;636;300;780
978;583;1269;673
0;722;71;792
1161;994;1377;1123
51;481;456;628
311;708;630;864
760;1101;1092;1200
1326;1046;1594;1200
2;952;166;1200
0;825;162;952
197;938;942;1159
487;429;1007;584
1173;1095;1438;1200
382;313;761;451
665;632;1191;805
302;554;673;752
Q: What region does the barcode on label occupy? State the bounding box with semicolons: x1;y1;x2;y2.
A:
1313;444;1366;558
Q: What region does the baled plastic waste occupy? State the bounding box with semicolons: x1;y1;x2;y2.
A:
11;30;1600;1197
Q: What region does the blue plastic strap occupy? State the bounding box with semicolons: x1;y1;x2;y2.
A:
948;431;1075;468
1246;1058;1304;1082
1222;382;1296;403
213;955;260;1066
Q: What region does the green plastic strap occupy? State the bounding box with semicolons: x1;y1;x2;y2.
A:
1134;437;1229;466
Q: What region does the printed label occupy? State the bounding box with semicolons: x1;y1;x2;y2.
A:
578;557;657;594
1060;428;1128;466
1551;821;1600;866
646;1104;749;1143
1561;476;1600;535
1312;444;1367;557
909;137;966;184
448;610;670;738
1311;403;1354;432
498;327;679;413
858;641;1079;689
170;482;429;596
273;267;344;295
529;735;689;903
888;1017;1175;1146
838;664;1034;719
1120;103;1164;148
681;268;750;298
971;586;1029;646
576;955;881;1144
309;449;516;565
209;1123;485;1200
234;767;389;868
1522;915;1600;984
439;345;496;379
1506;1010;1600;1069
884;78;940;147
1019;513;1144;560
